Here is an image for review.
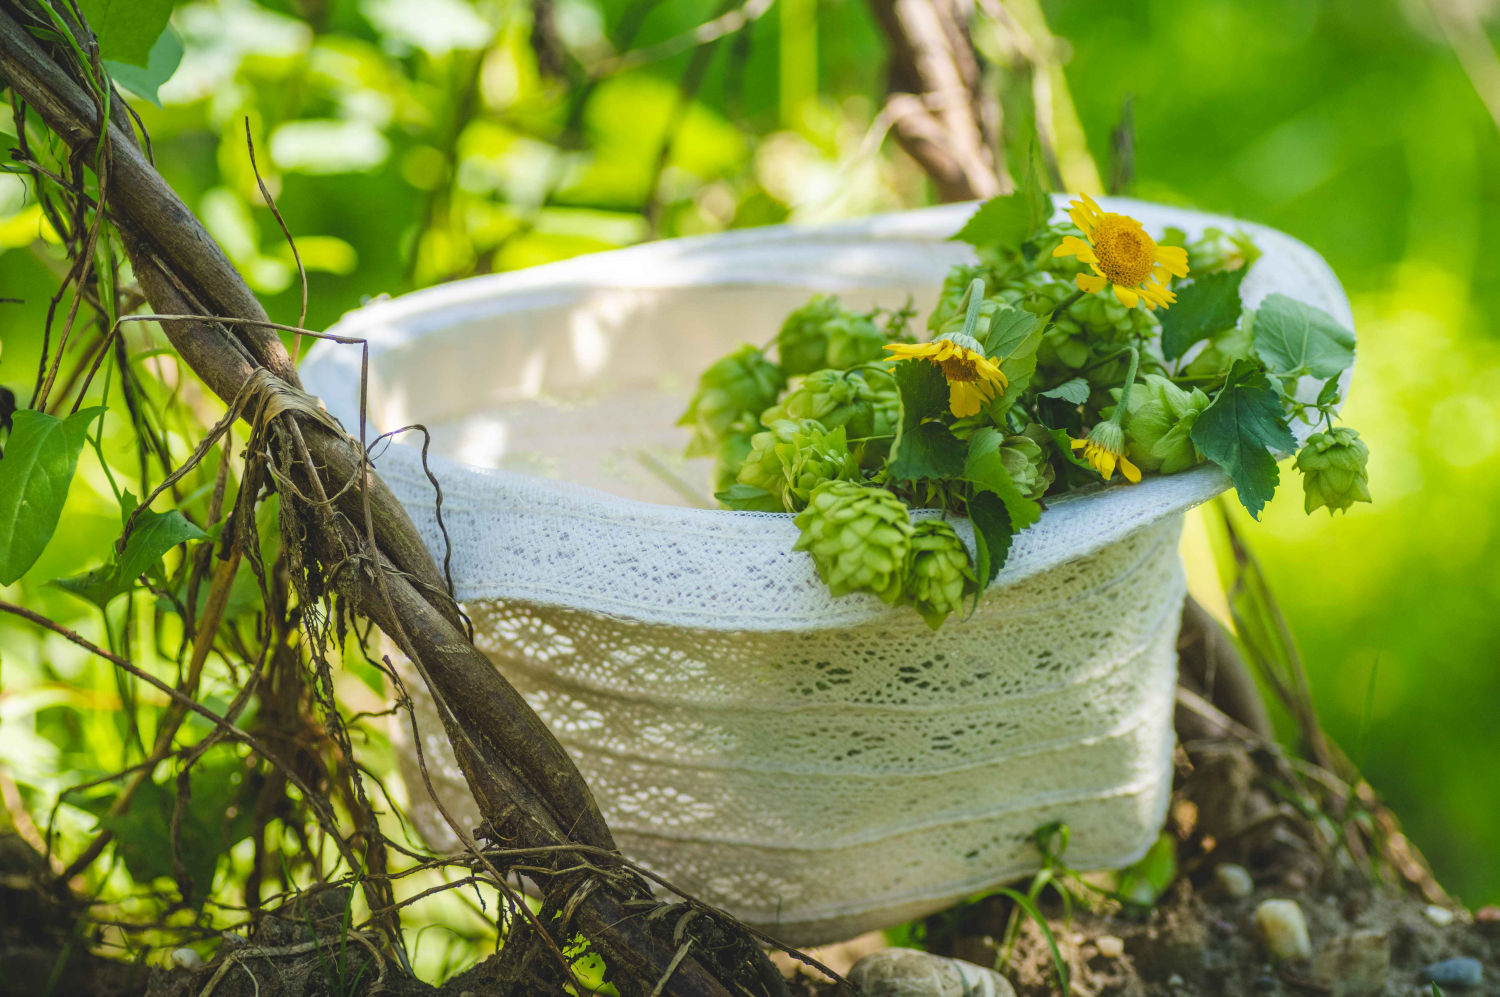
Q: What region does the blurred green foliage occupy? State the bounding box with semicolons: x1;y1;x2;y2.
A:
0;7;1495;978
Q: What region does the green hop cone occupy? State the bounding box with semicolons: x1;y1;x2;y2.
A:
777;295;884;374
1000;428;1056;501
902;519;977;629
1295;426;1371;515
762;365;899;444
1121;374;1212;474
794;480;914;603
679;345;786;457
737;419;859;512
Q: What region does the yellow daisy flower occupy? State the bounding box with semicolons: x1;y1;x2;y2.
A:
1071;421;1141;484
1052;193;1190;310
885;333;1008;418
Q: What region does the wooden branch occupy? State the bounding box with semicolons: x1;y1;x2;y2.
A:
866;0;1004;200
0;5;767;993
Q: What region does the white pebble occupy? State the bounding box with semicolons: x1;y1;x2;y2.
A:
1095;935;1125;958
1215;862;1255;898
1424;904;1455;926
1256;898;1313;961
171;947;203;969
847;948;1016;997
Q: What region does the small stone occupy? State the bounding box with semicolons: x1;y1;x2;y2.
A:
170;947;203;969
1424;904;1456;926
1310;930;1389;997
846;948;1016;997
1418;957;1483;989
1255;899;1313;961
1095;935;1125;959
1476;905;1500;932
1215;862;1255;898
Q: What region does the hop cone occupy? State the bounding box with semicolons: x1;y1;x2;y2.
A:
1296;427;1371;515
794;481;914;603
679;345;785;456
738;419;859;512
777;295;883;375
1122;374;1211;474
902;519;977;629
1000;430;1055;501
1178;226;1260;274
712;431;755;493
762;365;898;443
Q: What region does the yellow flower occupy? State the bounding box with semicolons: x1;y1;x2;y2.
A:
884;334;1008;418
1052;193;1189;310
1070;421;1141;484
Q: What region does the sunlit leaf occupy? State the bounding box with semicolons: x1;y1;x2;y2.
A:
0;407;103;585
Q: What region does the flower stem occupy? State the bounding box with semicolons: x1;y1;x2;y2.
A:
960;277;987;341
1110;346;1142;425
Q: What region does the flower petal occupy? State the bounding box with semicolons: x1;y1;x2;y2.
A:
1075;272;1108;293
1153;244;1190;277
1070;437;1087;450
1113;284;1139;308
1119;456;1142;484
1053;235;1097;263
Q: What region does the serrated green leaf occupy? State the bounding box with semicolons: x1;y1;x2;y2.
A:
1190;360;1296;519
1252;293;1356;380
1159;269;1246;361
966;490;1013;586
78;0;177;69
105;25;182;107
0;407;104;585
950;195;1033;255
889;358;961;480
55;505;207;608
1038;377;1090;405
981;306;1044;409
889;422;966;482
963;428;1042;531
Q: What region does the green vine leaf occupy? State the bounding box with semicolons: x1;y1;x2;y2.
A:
0;407;104;585
889;359;964;481
1190;360;1297;519
966;490;1013;587
78;0;178;69
1159;269;1245;361
106;25;183;107
963;428;1042;532
1252;293;1356;380
950;145;1052;256
1037;377;1090;405
55;498;208;608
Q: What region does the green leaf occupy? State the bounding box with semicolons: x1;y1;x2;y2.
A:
714;483;783;512
1252;293;1356;380
1159;269;1246;361
55;504;207;608
105;25;183;107
966;490;1013;586
888;358;965;480
963;428;1042;531
1116;831;1178;906
1316;376;1341;408
981;306;1045;407
889;422;966;482
951;142;1054;256
1190;360;1297;519
0;407;103;585
88;747;253;908
950;195;1033;255
1037;377;1090;405
78;0;177;69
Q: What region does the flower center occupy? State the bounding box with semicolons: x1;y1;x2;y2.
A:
939;356;980;382
1091;216;1157;287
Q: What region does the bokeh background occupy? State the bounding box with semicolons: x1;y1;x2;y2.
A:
0;0;1495;954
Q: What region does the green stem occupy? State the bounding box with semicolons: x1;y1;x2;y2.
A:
960;277;987;340
1109;346;1141;425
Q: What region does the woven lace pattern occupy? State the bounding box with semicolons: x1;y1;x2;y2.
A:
394;517;1183;944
